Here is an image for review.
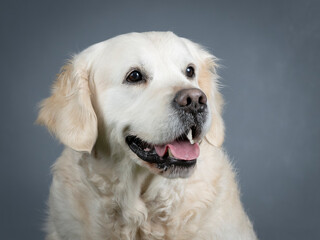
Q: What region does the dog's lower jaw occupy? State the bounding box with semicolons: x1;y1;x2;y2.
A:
154;161;197;179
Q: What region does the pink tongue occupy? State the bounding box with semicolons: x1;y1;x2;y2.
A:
154;141;200;160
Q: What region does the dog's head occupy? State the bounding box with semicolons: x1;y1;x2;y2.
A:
38;32;224;178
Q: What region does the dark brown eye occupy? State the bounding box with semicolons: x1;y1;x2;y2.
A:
127;70;143;83
186;66;195;78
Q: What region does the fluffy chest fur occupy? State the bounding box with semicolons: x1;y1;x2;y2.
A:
47;142;247;240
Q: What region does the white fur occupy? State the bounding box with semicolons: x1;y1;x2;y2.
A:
38;32;257;240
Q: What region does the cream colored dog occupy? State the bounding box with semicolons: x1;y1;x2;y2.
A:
38;32;257;240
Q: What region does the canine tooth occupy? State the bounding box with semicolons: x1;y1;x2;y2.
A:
168;148;174;157
187;130;194;145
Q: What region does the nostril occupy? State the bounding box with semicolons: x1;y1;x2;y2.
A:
186;97;192;106
199;96;203;104
199;94;207;105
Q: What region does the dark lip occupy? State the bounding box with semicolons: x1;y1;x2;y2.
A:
125;135;197;170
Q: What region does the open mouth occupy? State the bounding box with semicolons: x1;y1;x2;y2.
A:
125;128;200;171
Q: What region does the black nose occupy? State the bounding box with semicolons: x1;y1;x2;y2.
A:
173;88;207;113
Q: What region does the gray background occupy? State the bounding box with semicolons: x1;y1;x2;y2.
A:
1;0;319;239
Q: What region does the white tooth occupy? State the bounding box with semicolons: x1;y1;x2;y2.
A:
168;148;174;157
187;129;194;145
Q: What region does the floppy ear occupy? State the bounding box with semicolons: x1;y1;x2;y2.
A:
198;56;225;147
37;57;98;152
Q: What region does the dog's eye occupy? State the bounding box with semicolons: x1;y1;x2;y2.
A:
186;66;195;78
127;70;143;83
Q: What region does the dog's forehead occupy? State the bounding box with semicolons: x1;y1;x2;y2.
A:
143;32;190;53
105;32;194;63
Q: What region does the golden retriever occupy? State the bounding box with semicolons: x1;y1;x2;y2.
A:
38;32;257;240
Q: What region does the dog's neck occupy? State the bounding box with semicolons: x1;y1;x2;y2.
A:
79;141;186;231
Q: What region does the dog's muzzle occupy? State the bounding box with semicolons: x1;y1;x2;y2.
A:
172;88;208;138
125;88;208;174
